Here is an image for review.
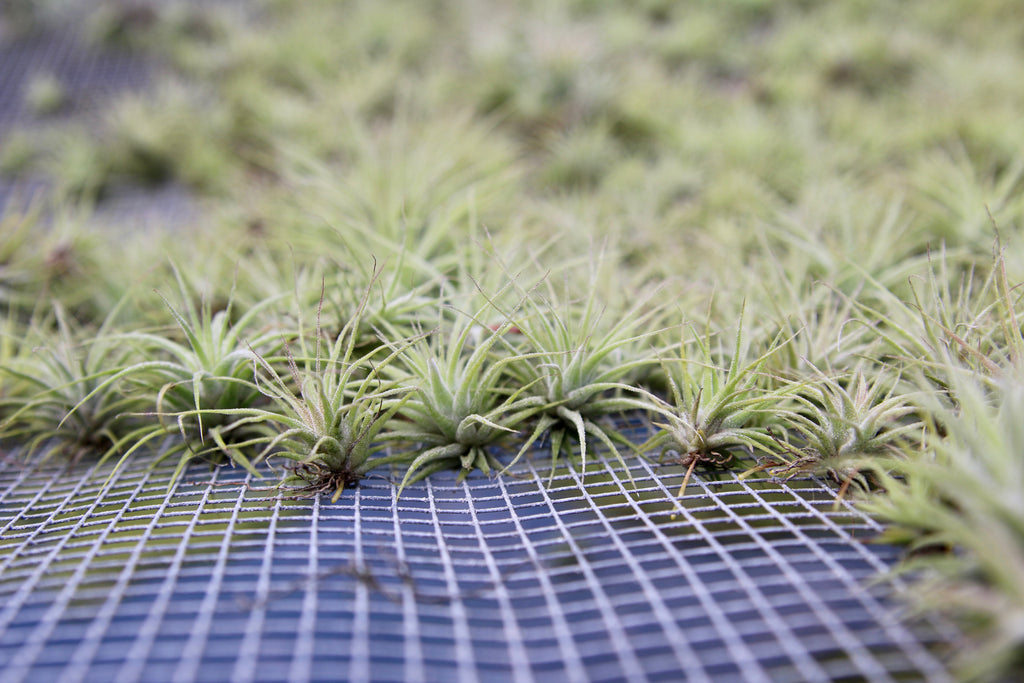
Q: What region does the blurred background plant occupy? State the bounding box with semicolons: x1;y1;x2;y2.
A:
863;373;1024;681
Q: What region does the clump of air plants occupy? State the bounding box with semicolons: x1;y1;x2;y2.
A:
1;1;1024;677
381;287;546;492
850;234;1024;680
643;307;798;503
21;81;245;200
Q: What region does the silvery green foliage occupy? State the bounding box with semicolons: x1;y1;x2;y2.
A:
863;374;1024;681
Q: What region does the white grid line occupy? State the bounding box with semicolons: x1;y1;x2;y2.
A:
172;472;253;683
524;458;649;682
286;491;320;683
461;479;533;683
230;491;283;683
591;452;823;683
0;437;957;682
0;461;140;683
736;476;954;682
689;468;895;682
57;459;185;683
595;457;786;682
495;471;591;683
347;486;370;683
425;477;478;683
639;459;847;682
390;483;426;683
0;456;98;578
113;467;226;683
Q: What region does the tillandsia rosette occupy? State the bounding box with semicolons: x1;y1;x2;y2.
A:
643;308;800;502
379;296;547;492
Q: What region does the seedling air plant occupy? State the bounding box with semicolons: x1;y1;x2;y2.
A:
0;304;155;463
382;291;546;493
208;278;415;503
769;365;923;499
644;307;797;504
323;254;444;353
0;311;30;420
236;243;444;356
847;244;1010;390
118;269;283;483
500;268;667;481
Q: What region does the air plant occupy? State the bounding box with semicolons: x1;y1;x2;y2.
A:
200;276;416;503
499;267;667;480
0;303;156;463
745;227;881;379
322;254;444;353
382;291;546;492
761;189;930;297
0;202;72;315
0;310;30;418
233;242;445;355
0;201;129;323
277;108;521;280
0;206;41;313
909;148;1024;249
102;78;240;193
861;372;1024;682
765;286;879;383
851;236;1023;394
24;72;68;116
643;306;798;502
116;268;284;482
767;364;924;497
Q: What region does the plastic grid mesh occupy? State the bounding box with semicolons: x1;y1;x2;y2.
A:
0;415;957;683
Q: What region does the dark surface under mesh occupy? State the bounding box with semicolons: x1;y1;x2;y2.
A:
0;417;956;683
